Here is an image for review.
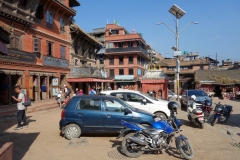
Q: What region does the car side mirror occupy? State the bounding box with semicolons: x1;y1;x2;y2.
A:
125;108;132;114
142;99;147;105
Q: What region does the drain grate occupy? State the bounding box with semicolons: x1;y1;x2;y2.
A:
68;138;88;147
230;143;240;149
108;148;128;160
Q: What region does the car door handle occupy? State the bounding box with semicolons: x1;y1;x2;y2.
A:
78;113;84;116
106;114;112;118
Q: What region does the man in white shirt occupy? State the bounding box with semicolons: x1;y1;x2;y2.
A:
12;86;28;130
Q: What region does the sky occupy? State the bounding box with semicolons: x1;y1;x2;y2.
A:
74;0;240;64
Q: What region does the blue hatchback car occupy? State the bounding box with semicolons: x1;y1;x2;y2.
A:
60;95;156;140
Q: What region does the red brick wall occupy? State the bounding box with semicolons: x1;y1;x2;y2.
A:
106;54;145;78
141;83;168;100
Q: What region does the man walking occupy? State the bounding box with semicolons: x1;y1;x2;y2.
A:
64;84;71;98
12;86;28;130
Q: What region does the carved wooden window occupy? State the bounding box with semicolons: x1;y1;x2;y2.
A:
129;69;134;75
60;18;65;31
60;45;66;59
19;0;28;7
33;37;41;58
110;69;114;77
10;34;22;50
47;41;53;56
46;10;53;25
109;57;114;65
119;69;124;75
35;5;44;19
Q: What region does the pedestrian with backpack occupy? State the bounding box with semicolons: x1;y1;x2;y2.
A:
64;84;71;98
89;88;96;95
12;86;28;130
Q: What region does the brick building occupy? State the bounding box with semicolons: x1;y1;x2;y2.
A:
0;0;79;105
104;24;150;90
156;57;209;92
67;23;112;94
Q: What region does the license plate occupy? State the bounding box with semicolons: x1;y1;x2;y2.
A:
198;117;204;121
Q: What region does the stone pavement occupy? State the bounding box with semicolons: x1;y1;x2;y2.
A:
0;99;239;160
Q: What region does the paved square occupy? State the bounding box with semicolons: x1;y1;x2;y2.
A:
0;99;239;160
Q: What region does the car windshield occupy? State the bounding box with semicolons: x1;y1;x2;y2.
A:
188;90;208;97
117;98;136;111
139;92;158;101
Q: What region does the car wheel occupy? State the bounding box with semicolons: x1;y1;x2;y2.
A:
155;112;167;120
64;124;81;140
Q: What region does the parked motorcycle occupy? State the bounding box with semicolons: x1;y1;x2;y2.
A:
200;98;213;121
117;102;194;159
211;102;233;126
187;95;204;129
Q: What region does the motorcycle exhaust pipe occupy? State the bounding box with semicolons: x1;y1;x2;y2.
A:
128;136;147;146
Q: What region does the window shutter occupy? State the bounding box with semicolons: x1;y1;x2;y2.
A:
46;41;49;55
38;39;41;52
51;43;53;56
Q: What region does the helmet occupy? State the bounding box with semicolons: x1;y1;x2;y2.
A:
168;101;178;111
191;95;196;101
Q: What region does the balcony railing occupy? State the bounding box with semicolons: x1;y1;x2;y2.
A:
106;46;148;55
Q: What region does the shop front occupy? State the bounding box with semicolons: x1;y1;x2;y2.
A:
114;75;140;90
0;51;69;105
68;77;113;95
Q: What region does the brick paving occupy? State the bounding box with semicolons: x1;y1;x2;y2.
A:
0;98;239;160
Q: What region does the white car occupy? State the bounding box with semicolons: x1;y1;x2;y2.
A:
100;90;170;119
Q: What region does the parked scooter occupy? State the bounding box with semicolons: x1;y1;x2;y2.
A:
187;95;205;129
211;102;233;126
200;98;213;121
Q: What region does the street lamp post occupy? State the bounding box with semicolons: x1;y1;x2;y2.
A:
156;4;198;101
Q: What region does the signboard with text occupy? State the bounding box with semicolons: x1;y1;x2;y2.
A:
0;49;36;63
43;56;69;68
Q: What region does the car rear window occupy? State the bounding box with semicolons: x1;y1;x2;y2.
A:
188;90;208;97
65;97;79;110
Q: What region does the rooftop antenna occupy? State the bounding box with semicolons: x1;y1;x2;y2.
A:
107;19;108;24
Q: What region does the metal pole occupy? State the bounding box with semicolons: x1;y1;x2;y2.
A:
176;15;180;101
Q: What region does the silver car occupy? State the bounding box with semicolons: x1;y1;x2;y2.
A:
180;90;212;108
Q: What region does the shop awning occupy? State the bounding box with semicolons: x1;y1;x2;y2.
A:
0;40;9;55
68;78;113;83
141;79;168;84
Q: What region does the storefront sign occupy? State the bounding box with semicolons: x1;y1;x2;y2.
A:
52;78;59;86
0;49;36;63
70;67;90;77
43;56;69;68
52;87;59;96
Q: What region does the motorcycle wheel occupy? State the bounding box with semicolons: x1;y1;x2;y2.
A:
224;117;229;122
176;138;194;160
211;118;218;126
200;123;204;129
122;133;144;158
